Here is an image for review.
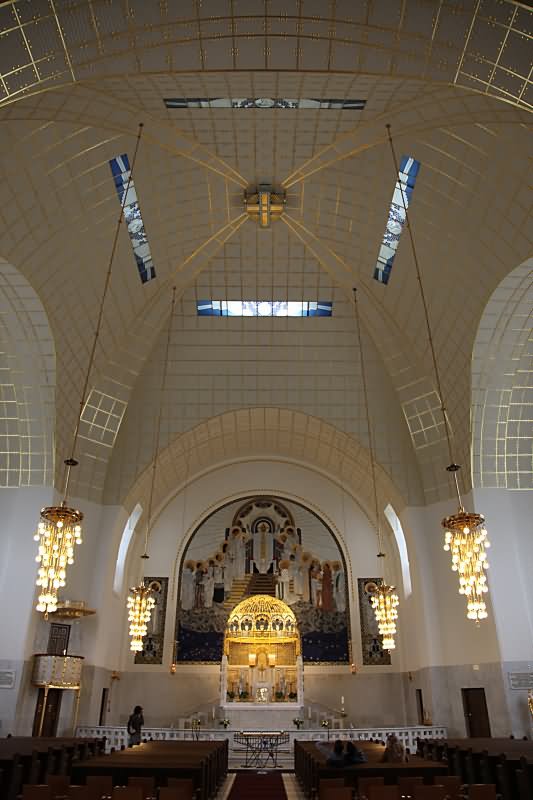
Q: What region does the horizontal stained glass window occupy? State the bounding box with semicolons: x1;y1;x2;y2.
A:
109;154;156;284
164;97;365;110
197;301;333;317
373;155;420;286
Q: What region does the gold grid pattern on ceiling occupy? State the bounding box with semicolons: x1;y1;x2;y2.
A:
472;259;533;490
0;6;530;506
0;0;531;110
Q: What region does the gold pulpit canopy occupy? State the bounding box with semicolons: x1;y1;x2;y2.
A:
225;594;300;662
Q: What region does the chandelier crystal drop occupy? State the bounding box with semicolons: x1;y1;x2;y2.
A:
127;582;156;652
442;507;490;621
371;583;399;650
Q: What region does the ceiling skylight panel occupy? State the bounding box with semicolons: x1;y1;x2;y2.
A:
164;98;365;110
373;156;420;286
109;154;156;284
197;301;332;317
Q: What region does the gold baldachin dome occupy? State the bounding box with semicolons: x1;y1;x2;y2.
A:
226;594;298;642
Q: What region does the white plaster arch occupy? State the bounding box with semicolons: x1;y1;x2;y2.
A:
0;259;55;487
471;257;533;490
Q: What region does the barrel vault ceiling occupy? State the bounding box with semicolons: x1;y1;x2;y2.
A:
0;1;531;507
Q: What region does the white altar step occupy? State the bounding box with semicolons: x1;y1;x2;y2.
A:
221;702;301;732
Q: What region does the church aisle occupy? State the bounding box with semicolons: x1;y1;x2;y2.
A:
227;771;288;799
281;773;306;799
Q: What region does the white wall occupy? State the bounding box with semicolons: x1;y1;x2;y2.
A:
2;469;532;736
0;486;54;733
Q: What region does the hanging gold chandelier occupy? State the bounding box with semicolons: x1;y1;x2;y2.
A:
353;288;400;651
127;288;176;653
385;124;490;623
32;124;145;615
442;466;490;621
127;581;156;651
371;583;399;650
34;504;83;614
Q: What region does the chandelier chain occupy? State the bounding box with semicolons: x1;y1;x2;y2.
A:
143;286;177;560
63;123;145;501
352;288;383;562
385;125;460;504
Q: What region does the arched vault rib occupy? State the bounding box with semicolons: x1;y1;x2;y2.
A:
116;408;408;552
0;82;248;187
59;213;250;500
0;3;531;112
280;214;458;503
281;91;530;189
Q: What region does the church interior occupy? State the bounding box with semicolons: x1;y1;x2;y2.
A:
0;1;532;798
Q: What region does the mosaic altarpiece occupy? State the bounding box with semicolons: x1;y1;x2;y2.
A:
176;498;350;664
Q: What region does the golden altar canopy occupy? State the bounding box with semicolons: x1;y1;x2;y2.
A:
225;594;300;663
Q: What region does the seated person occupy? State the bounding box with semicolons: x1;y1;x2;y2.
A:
381;733;407;763
316;738;345;767
344;740;367;764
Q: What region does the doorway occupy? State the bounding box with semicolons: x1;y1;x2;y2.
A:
462;688;491;737
99;688;109;725
416;688;425;725
32;688;63;736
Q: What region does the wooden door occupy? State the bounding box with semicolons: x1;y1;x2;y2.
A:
32;688;63;736
47;623;70;655
462;687;491;737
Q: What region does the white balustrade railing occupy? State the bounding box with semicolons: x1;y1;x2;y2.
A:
77;725;446;755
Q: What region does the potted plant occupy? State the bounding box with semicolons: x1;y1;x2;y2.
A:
288;691;297;701
239;690;249;701
293;718;304;729
275;690;285;701
227;690;235;701
219;719;230;729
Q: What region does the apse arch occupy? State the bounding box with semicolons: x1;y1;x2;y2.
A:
471;258;533;490
0;259;55;487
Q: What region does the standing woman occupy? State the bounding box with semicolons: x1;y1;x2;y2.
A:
127;705;144;746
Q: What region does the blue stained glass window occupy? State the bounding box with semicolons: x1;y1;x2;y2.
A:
109;154;155;284
373;155;420;285
197;301;333;317
164;97;365;110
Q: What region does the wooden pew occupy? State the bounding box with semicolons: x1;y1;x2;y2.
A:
71;740;228;800
294;740;448;798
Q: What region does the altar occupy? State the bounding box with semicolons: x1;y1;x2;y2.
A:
220;594;304;719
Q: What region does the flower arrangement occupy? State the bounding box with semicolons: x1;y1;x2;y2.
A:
321;720;330;728
239;690;249;700
293;718;304;729
227;690;235;700
275;690;285;700
288;691;297;700
219;719;230;729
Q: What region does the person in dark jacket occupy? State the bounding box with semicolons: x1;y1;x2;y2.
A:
127;705;144;746
316;739;345;767
344;740;367;764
